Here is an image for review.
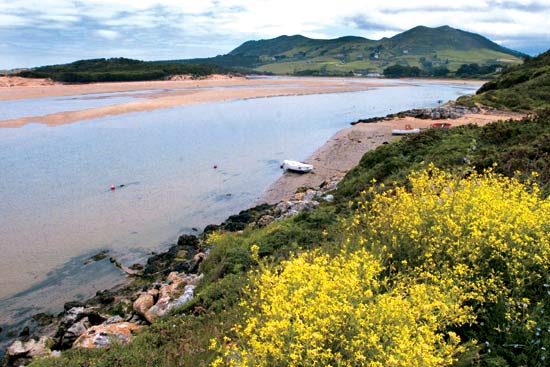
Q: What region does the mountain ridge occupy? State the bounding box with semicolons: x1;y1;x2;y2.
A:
180;25;525;76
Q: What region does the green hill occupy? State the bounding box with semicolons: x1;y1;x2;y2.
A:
180;25;524;76
17;58;232;83
458;50;550;111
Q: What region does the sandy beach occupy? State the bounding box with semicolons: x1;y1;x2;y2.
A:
0;75;400;128
259;110;526;204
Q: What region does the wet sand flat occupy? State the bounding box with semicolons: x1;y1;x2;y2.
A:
0;76;400;128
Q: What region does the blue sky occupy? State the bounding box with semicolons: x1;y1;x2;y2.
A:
1;0;549;69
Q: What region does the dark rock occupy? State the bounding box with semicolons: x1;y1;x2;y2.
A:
60;317;89;348
203;224;220;234
143;235;201;275
32;313;55;327
129;263;144;271
18;326;30;338
84;250;109;265
177;234;200;249
63;301;85;311
95;290;115;305
351;116;386;125
219;204;273;232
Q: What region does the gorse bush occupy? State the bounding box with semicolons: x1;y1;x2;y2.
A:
212;166;550;367
351;165;550;365
212;247;471;367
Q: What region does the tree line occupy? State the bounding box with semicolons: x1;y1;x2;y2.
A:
17;58;233;83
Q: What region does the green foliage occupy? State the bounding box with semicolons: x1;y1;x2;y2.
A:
455;63;502;78
383;64;423;77
458;50;550;111
18;58;232;83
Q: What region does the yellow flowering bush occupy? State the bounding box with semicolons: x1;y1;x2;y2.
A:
212;165;550;366
353;165;550;305
351;164;550;364
212;248;471;367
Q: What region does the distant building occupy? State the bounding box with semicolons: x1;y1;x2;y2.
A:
495;66;504;73
403;49;409;54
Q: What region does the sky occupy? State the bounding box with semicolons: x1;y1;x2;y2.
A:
1;0;549;69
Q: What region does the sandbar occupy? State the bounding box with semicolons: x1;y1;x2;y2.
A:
0;75;401;128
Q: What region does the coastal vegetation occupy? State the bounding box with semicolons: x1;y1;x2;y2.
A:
458;50;550;111
26;97;550;366
179;25;524;77
17;58;233;83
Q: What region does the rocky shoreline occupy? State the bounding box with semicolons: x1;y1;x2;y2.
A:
350;102;481;125
1;171;344;367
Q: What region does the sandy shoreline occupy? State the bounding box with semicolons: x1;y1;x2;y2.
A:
0;76;403;128
259;110;525;204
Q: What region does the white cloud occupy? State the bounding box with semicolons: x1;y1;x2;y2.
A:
0;0;548;68
94;29;121;40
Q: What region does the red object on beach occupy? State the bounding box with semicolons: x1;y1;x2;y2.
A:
110;185;116;191
431;122;452;128
280;164;284;169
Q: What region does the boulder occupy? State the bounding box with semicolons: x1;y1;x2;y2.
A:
73;322;141;349
274;201;291;215
6;336;51;365
173;285;196;307
324;194;335;202
60;317;89;348
63;301;85;311
133;293;155;319
61;307;87;327
145;297;172;322
104;315;124;325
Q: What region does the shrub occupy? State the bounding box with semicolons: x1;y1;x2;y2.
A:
351;165;550;366
212;247;471;367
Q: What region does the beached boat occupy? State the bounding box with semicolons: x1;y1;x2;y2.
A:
392;128;420;135
282;160;314;173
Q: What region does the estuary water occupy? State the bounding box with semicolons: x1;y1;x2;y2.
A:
0;80;477;331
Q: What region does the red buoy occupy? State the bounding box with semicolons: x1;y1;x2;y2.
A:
213;165;218;169
110;185;116;191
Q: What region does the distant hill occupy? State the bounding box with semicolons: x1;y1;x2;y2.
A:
17;58;233;83
178;25;524;76
458;49;550;111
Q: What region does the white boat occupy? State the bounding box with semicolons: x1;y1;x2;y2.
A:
392;128;420;135
282;160;314;173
